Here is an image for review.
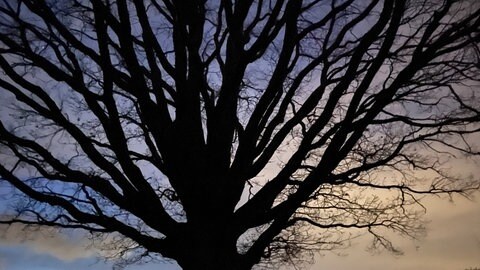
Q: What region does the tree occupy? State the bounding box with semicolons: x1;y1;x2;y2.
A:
0;0;479;269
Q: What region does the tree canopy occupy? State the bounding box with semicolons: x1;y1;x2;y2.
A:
0;0;479;269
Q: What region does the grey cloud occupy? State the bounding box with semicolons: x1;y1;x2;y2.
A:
0;223;94;261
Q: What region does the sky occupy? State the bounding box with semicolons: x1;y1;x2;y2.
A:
0;2;479;269
0;194;479;270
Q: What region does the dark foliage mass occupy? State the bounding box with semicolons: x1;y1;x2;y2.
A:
0;0;479;269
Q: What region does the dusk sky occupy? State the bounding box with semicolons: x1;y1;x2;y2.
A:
1;194;479;270
1;1;480;270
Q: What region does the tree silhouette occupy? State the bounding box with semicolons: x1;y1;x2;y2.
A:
0;0;479;269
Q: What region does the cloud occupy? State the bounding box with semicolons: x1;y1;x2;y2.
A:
0;223;94;261
313;195;480;270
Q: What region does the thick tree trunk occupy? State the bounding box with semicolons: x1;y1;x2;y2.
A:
167;165;255;270
174;235;251;270
169;213;255;270
176;254;248;270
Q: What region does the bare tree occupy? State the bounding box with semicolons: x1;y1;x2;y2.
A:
0;0;479;269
